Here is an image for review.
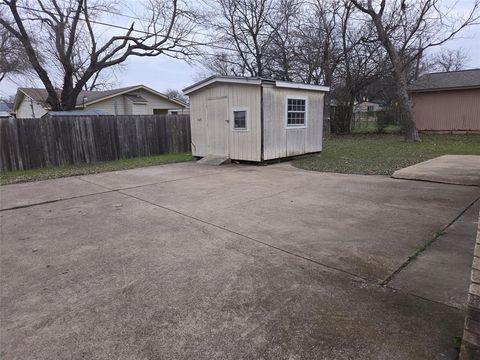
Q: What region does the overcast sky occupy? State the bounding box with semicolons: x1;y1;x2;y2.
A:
1;0;479;99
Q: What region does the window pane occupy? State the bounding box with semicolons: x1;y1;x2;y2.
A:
234;110;246;129
287;112;305;125
287;98;306;126
288;98;305;112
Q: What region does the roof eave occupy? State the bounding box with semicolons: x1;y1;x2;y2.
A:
408;85;480;93
274;80;330;92
183;76;263;95
83;85;188;108
183;76;330;95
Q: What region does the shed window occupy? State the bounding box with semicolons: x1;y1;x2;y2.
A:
287;98;306;126
233;110;247;130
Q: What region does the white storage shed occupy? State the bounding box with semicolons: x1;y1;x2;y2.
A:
183;76;329;162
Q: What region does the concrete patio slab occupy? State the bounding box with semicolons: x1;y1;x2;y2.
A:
1;162;479;359
392;155;480;186
389;201;480;309
0;191;465;359
0;177;107;211
123;165;479;282
77;161;232;190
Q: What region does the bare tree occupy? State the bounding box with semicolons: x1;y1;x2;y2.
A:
430;48;469;72
295;0;354;134
212;0;287;77
265;0;300;81
333;2;388;133
350;0;480;141
164;88;188;103
200;51;250;77
0;0;197;110
0;22;35;82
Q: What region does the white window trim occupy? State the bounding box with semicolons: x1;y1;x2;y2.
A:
232;107;249;132
285;96;308;129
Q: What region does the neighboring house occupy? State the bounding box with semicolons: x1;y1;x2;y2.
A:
0;101;13;118
12;85;188;118
409;69;480;132
183;76;329;162
354;101;383;114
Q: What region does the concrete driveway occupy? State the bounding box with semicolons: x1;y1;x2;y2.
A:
1;162;479;359
392;155;480;186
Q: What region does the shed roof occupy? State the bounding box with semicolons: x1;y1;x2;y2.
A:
183;76;329;95
409;69;480;93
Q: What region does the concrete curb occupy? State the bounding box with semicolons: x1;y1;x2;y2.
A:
460;210;480;359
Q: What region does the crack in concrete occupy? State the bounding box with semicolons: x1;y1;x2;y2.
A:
379;196;480;287
115;188;471;312
0;190;113;212
390;176;480;188
383;284;465;312
3;166;476;313
0;169;233;212
115;189;372;283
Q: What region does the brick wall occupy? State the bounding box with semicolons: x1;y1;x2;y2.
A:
460;212;480;359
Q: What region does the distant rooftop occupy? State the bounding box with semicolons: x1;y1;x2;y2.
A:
14;85;187;111
43;109;113;117
409;69;480;92
0;102;13;111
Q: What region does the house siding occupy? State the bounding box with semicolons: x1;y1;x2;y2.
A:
125;89;186;114
16;96;48;118
411;89;480;131
87;90;185;115
86;96;126;115
15;87;186;118
262;86;324;160
188;83;262;161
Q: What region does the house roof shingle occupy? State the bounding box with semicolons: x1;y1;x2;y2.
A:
409;69;480;92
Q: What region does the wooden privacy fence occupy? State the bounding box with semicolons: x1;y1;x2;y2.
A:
0;114;191;171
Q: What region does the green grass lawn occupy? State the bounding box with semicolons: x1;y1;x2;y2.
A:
292;134;480;175
351;122;401;134
1;152;193;185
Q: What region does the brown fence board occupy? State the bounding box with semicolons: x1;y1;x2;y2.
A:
0;114;191;171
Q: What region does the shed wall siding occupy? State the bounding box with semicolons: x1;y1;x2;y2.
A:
188;84;261;161
411;89;480;131
262;86;324;160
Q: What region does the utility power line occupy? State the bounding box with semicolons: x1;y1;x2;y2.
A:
0;2;237;54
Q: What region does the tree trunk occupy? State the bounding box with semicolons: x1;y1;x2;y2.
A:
370;13;420;142
392;67;420;141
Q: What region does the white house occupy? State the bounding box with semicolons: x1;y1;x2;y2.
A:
12;85;188;118
183;76;329;162
353;101;383;113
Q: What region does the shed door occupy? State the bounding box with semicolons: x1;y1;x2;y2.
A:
206;97;229;156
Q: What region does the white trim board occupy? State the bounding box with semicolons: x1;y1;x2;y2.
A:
183;76;330;95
